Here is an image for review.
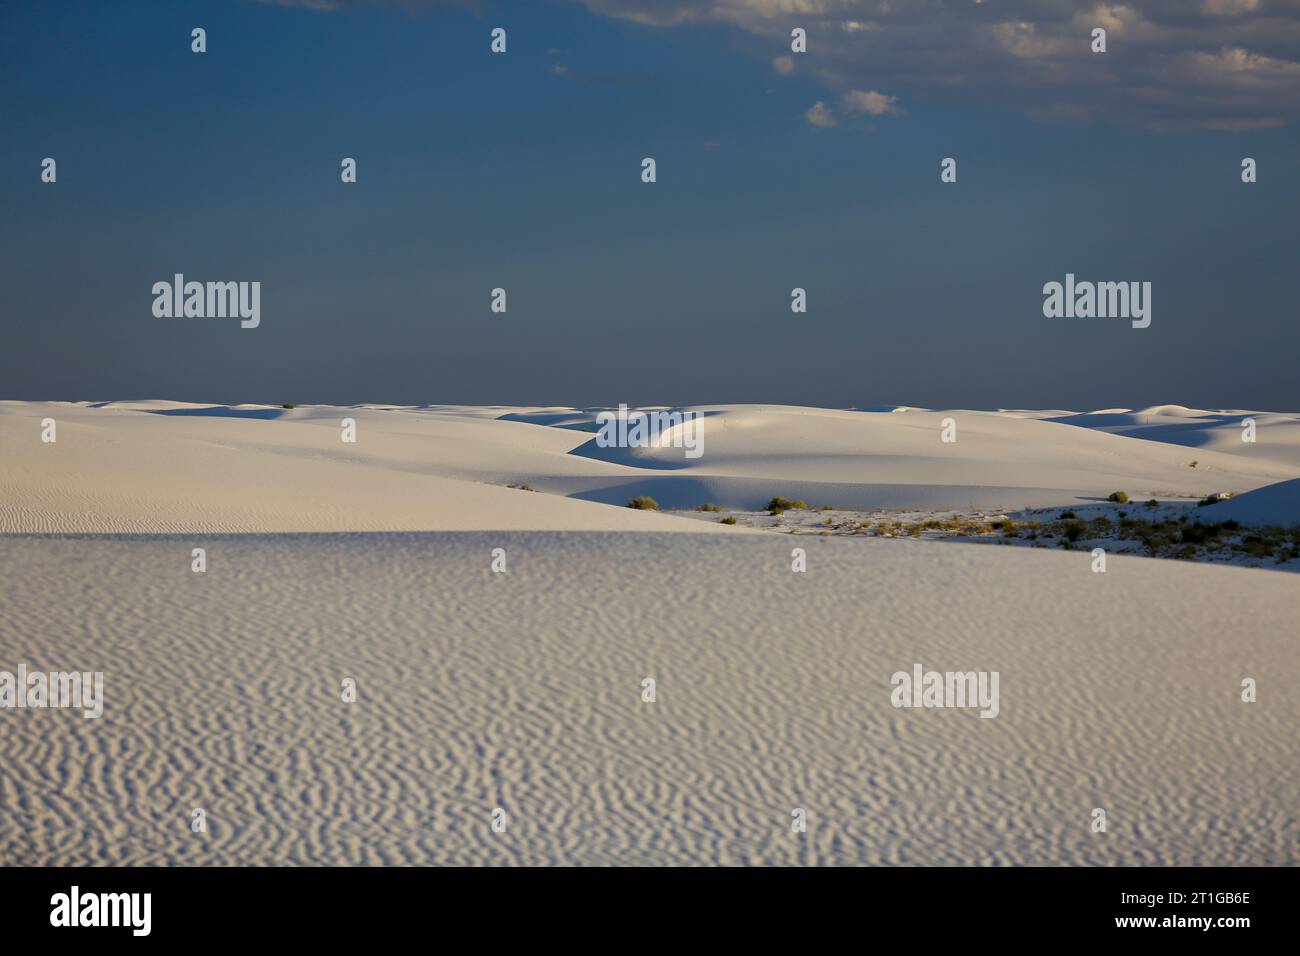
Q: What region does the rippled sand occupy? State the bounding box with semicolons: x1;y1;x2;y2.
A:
2;533;1295;865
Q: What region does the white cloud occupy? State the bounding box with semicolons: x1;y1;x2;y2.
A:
843;88;900;116
578;0;1300;130
1201;0;1260;15
805;100;837;127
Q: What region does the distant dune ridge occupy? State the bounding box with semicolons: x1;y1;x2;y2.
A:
3;400;1299;533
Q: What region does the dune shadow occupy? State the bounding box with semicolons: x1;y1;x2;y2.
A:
146;406;287;420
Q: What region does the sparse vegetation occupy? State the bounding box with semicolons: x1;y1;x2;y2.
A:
627;496;658;511
695;503;724;512
1107;491;1129;504
508;483;537;492
1197;492;1234;507
711;498;1298;570
281;403;295;409
766;496;808;514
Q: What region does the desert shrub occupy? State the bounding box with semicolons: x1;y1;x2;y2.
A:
696;503;724;512
1107;491;1129;504
1059;510;1076;519
1144;499;1158;508
508;483;536;492
627;496;658;511
1062;519;1086;541
281;403;295;409
719;516;736;525
766;496;808;514
1198;492;1234;507
1240;535;1273;558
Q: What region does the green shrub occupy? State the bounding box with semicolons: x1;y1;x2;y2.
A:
719;516;736;525
1107;491;1129;504
1198;492;1234;507
1144;499;1158;508
695;503;724;512
766;496;808;514
627;496;658;511
1062;519;1086;542
281;403;295;409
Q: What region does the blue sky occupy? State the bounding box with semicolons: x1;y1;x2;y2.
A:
3;0;1298;409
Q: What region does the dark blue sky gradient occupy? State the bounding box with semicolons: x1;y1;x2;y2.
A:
2;1;1297;409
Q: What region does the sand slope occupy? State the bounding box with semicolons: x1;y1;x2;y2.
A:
1;533;1295;866
1050;405;1300;468
0;403;725;533
1196;477;1300;527
4;401;1299;533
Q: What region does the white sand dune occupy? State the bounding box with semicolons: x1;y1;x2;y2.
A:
1195;477;1300;527
1049;406;1300;467
4;400;1297;866
4;400;1300;533
1;533;1295;866
0;402;729;534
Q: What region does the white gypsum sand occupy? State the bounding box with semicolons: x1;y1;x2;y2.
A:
2;400;1297;866
3;400;1300;533
1;533;1296;866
